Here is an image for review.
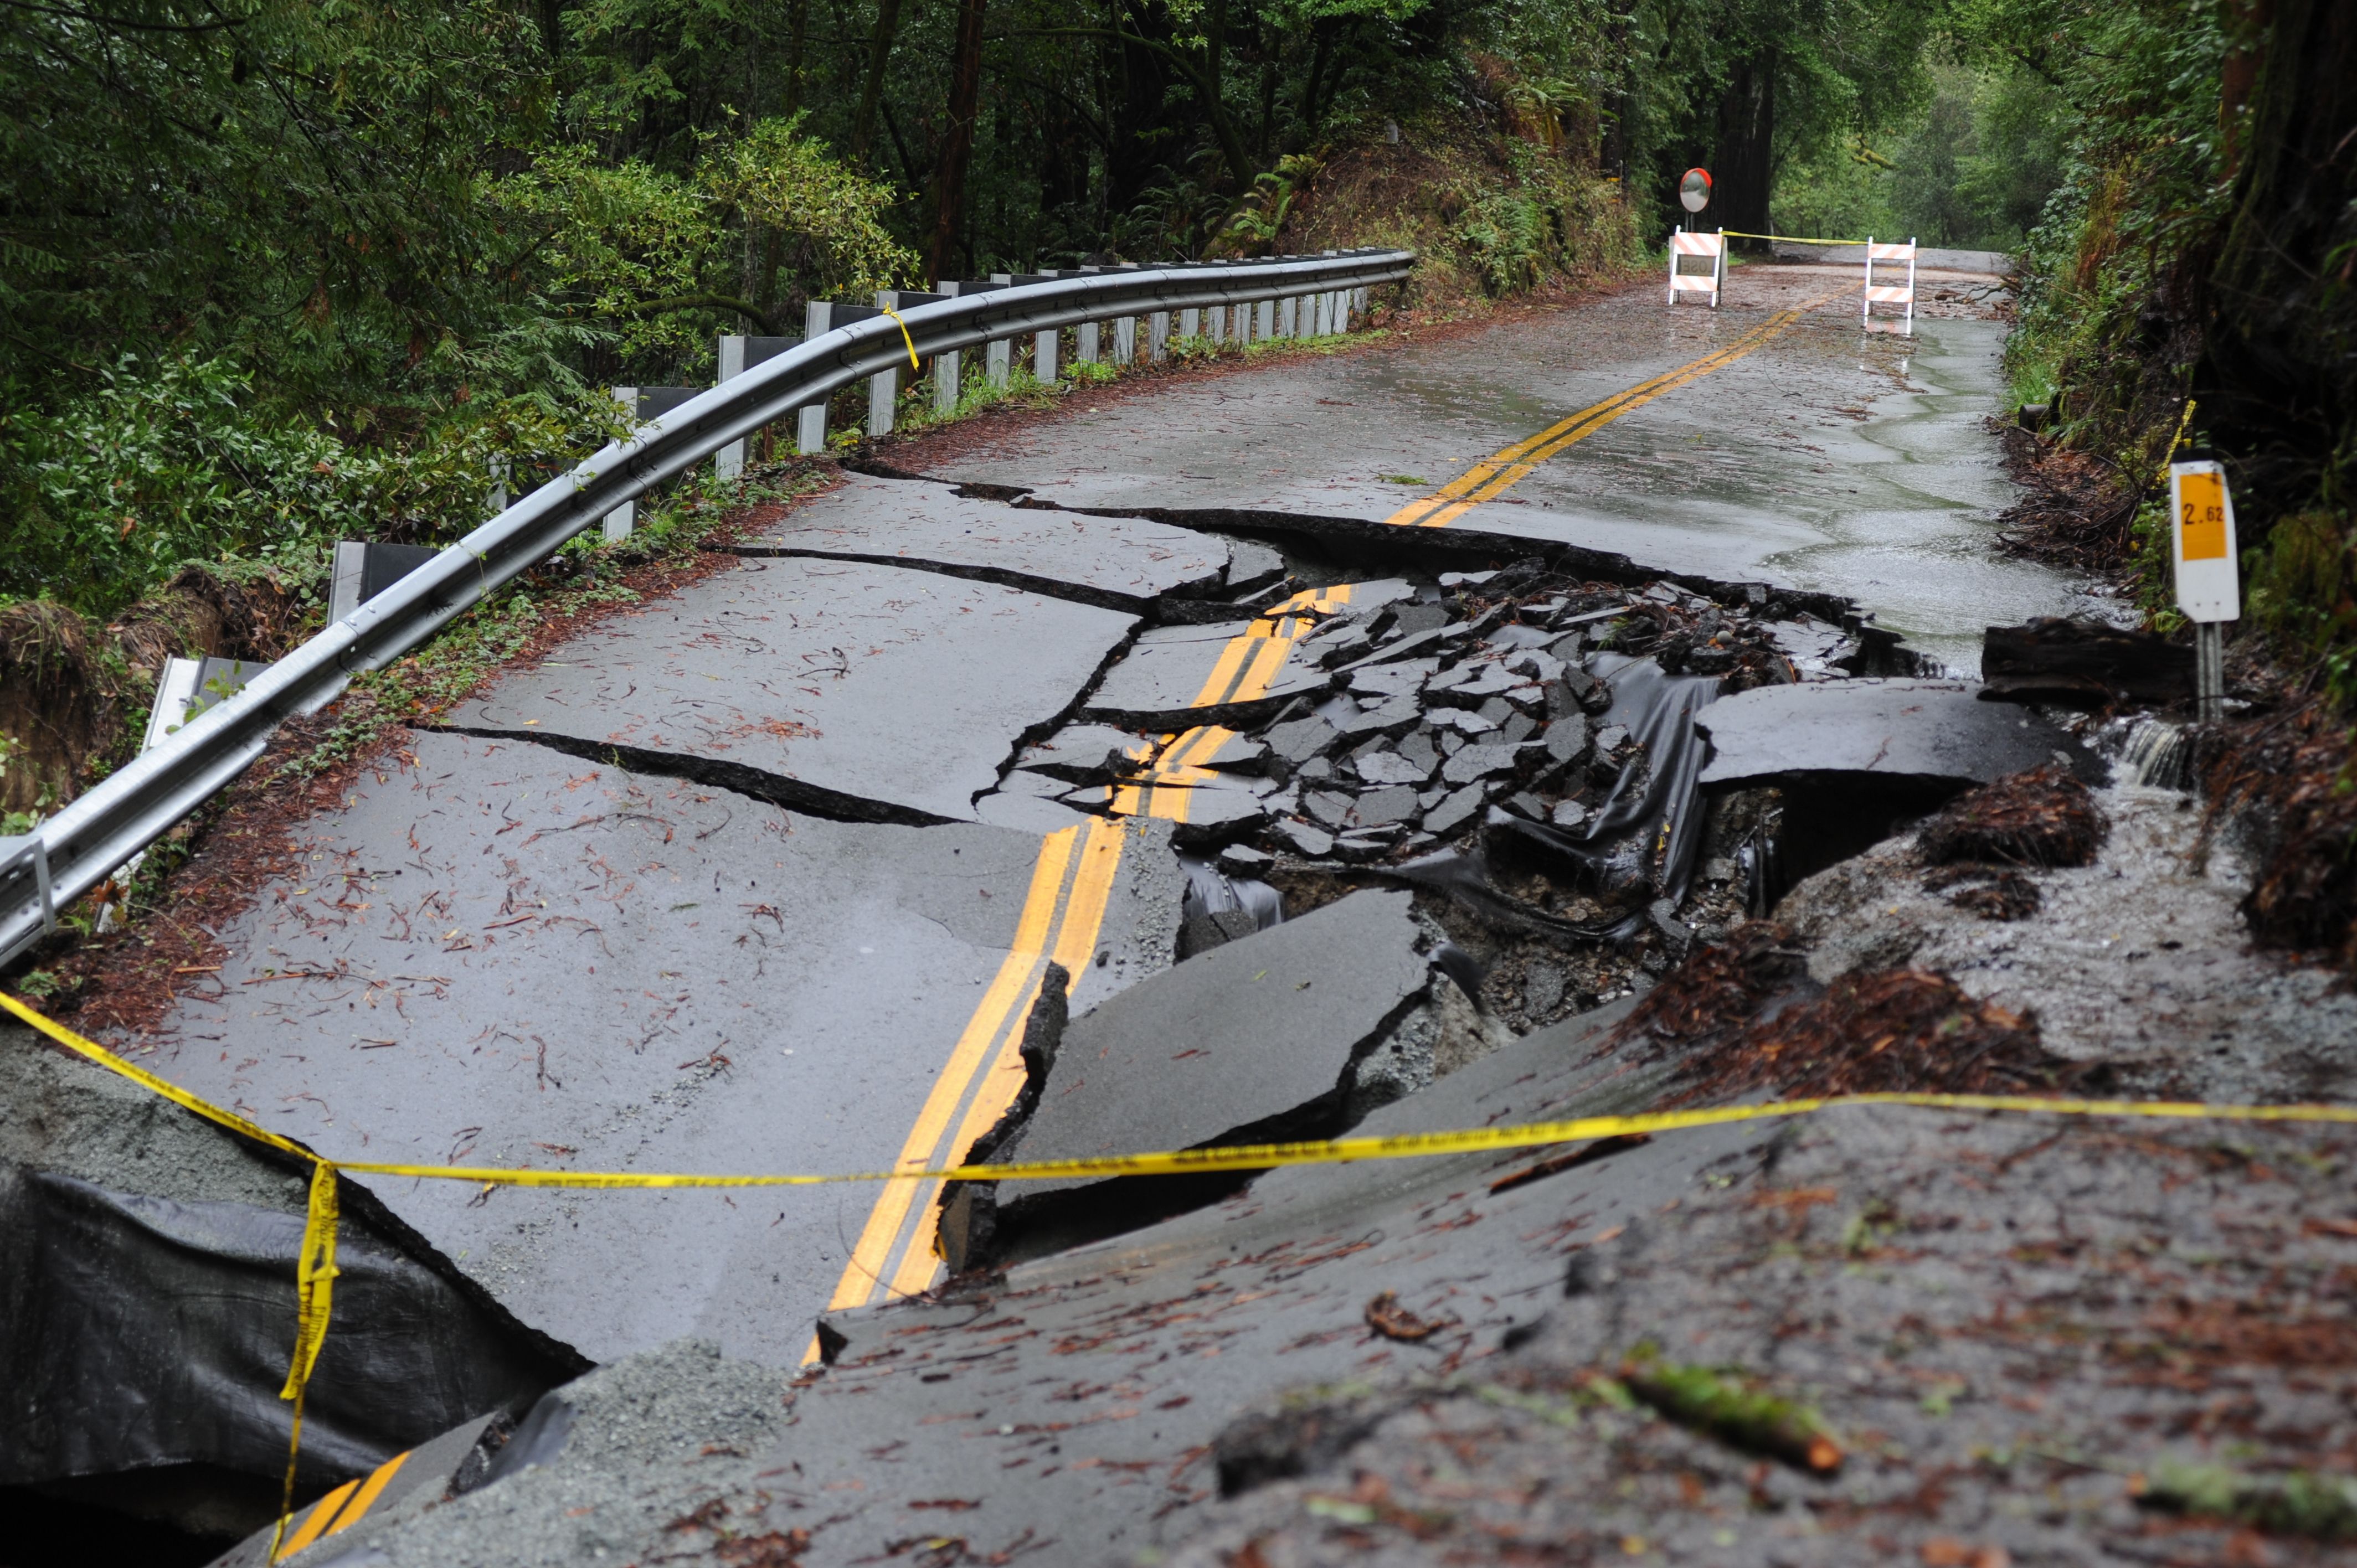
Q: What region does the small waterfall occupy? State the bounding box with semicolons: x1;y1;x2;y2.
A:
2105;714;2196;791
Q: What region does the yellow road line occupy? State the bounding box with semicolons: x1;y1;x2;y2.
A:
323;1450;407;1541
883;817;1128;1299
815;815;1131;1327
817;824;1082;1320
277;1477;359;1557
1382;291;1842;529
1113;584;1354;823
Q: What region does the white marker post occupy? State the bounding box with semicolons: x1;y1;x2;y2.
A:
2169;456;2240;723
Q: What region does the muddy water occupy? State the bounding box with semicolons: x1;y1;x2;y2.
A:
1752;312;2107;673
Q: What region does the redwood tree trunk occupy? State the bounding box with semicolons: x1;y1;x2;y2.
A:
929;0;989;283
850;0;907;167
1711;51;1776;251
2196;0;2357;518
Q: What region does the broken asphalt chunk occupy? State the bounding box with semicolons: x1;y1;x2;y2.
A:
947;890;1432;1266
1354;750;1432;787
1264;714;1341;770
1441;742;1531;787
1696;679;2097;792
1015;723;1154;782
1085;620;1331;730
1272;820;1335;858
1349;786;1422;829
1423;782;1488;838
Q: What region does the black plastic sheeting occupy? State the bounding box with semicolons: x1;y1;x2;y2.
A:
1176;853;1285;932
1483;653;1723;920
0;1165;580;1495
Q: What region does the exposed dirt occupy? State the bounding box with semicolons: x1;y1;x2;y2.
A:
1917;765;2108;869
1619;918;2082;1103
0;598;122;817
1618;920;1808;1048
107;561;308;681
2200;697;2357;973
1991;422;2142;574
2;565;317;819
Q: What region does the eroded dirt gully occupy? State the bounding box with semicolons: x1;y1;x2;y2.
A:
12;262;2357;1568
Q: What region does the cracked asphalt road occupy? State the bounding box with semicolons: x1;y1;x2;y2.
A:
126;266;2063;1366
918;265;2095;673
84;264;2324;1568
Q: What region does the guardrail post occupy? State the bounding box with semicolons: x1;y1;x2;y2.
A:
0;835;54;941
330;541;438;622
487;455;510;514
606;386;639;538
798;304;834;453
933;282;978;413
799;301;886;447
1180;306;1200;341
604;385;704;534
1255;297;1274;342
873;290;950;436
991;275;1059;383
1072;265;1102;364
1150;309;1170;361
717;334;797;476
960;278;1013;386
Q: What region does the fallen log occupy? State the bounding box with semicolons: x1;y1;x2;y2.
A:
1979;618;2193;708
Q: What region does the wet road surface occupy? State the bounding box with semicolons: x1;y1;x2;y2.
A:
126;262;2080;1374
923;265;2089;673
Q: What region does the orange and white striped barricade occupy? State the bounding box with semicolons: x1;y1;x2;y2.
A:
1863;237;1917;327
1666;226;1725;307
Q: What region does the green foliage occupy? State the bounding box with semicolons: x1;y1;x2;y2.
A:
0;0;551;408
708;119;924;300
1774;53;2070;247
1993;0;2232;454
0;355;619;617
2250;510;2357;702
2139;1461;2357;1541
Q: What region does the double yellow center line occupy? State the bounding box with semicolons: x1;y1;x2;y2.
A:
1381;293;1839;529
822;292;1847;1325
1112;584;1352;823
820;590;1352;1329
816;815;1128;1324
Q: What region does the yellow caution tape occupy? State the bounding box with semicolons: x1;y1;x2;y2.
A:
13;984;2357;1555
1718;231;1874;246
2159;396;2198;482
877;305;922;373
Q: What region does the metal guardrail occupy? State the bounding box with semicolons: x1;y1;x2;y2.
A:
0;249;1416;968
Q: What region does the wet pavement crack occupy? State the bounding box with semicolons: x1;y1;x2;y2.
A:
429;724;960;828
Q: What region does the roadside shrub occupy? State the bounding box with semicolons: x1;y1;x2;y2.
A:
0;355;617;618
